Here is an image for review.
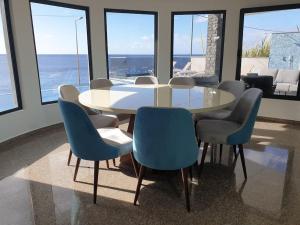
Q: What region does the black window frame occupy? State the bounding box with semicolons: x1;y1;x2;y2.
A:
0;0;23;115
29;0;94;105
104;8;158;80
170;10;226;80
236;4;300;101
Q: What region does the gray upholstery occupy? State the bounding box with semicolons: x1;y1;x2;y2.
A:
194;80;245;121
168;77;195;86
58;84;119;128
90;78;113;89
197;88;262;144
135;76;158;85
197;120;240;143
217;80;246;110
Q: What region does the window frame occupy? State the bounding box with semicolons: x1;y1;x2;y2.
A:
104;8;158;80
170;10;227;80
236;4;300;101
29;0;94;105
0;0;22;115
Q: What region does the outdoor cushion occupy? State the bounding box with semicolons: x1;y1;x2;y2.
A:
289;83;298;92
275;69;299;84
275;83;290;92
258;68;278;79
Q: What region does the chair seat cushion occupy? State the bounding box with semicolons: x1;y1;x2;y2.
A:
193;109;231;121
98;128;133;156
197;120;240;144
89;114;119;129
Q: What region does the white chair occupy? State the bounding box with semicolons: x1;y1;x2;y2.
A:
134;76;158;85
168;76;195;86
59;84;119;168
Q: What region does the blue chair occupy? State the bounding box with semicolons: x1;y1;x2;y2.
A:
58;98;137;203
133;107;198;212
196;88;263;179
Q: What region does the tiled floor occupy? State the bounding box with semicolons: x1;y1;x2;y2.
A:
0;121;300;225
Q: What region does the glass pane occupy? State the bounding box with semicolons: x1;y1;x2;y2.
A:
0;1;18;112
30;3;90;103
241;8;300;97
172;13;224;86
106;12;156;85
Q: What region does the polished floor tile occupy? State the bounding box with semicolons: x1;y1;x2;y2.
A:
0;121;300;225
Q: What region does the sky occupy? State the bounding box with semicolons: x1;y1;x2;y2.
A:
173;14;208;55
243;8;300;50
30;3;88;55
2;4;300;55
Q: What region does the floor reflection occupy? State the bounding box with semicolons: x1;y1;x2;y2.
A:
0;121;299;225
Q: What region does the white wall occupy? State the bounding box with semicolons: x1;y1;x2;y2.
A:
1;0;300;143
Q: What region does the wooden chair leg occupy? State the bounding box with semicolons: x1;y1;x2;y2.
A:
197;139;201;148
93;161;99;204
106;160;109;169
189;166;193;180
199;143;209;177
73;158;81;181
67;149;72;166
181;167;190;212
133;165;146;205
238;144;247;179
219;144;223;164
130;152;139;177
113;159;116;167
210;144;215;163
233;145;237;159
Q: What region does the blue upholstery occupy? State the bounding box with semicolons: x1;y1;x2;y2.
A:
58;98;122;161
133;107;198;170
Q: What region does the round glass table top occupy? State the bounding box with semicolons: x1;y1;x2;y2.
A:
79;84;235;114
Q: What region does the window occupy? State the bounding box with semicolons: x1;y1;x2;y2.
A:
237;5;300;100
105;9;157;85
0;0;22;114
30;1;92;104
171;11;226;83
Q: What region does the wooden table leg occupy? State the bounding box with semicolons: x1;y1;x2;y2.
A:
127;114;135;134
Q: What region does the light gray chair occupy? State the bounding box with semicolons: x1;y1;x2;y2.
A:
59;84;119;168
196;88;263;179
90;78;131;121
168;76;195;86
90;78;113;89
134;76;158;85
194;80;246;121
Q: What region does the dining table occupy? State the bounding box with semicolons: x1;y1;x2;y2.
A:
79;83;235;166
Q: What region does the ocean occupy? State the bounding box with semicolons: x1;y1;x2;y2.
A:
0;54;191;111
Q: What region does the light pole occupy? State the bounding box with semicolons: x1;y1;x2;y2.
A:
75;17;83;87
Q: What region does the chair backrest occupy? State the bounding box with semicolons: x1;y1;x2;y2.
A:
59;84;97;115
168;77;195;86
90;78;113;89
218;80;246;110
133;107;198;170
58;98;118;161
227;88;263;144
59;84;80;103
134;76;158;85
